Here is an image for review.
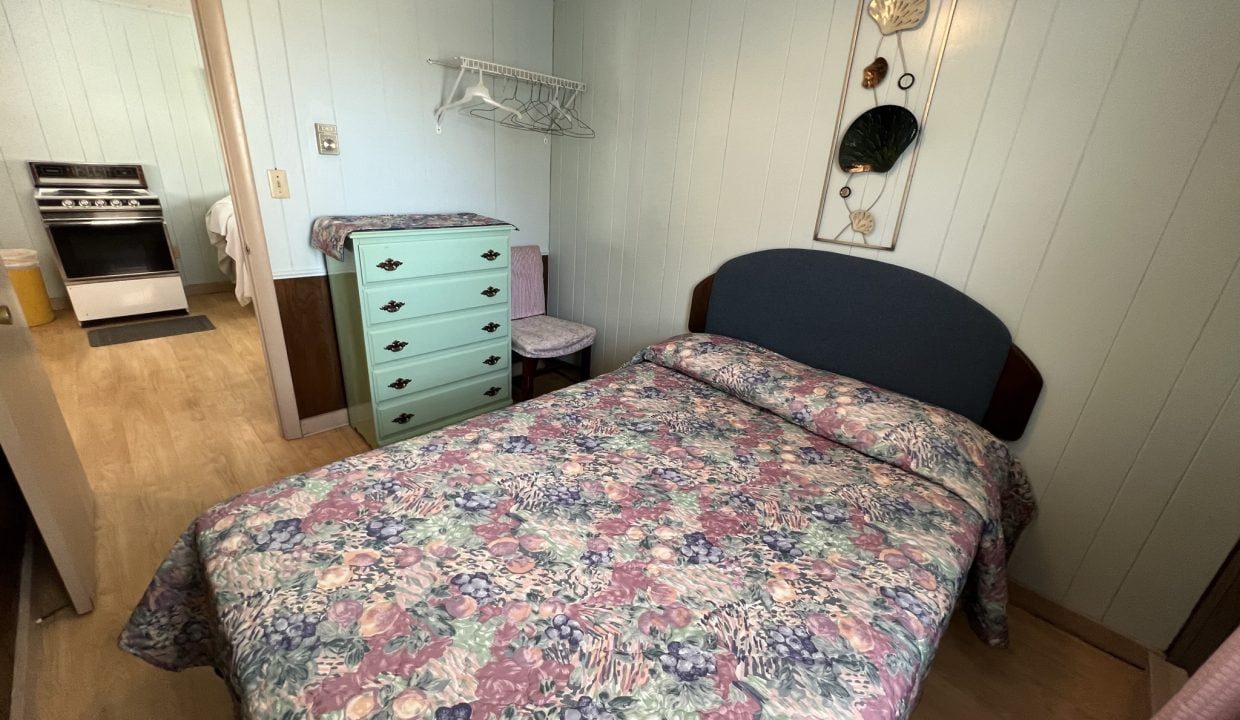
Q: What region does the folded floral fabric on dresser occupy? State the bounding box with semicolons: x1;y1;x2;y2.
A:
121;334;1034;720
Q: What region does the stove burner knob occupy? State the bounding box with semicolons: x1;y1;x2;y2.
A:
60;199;75;207
93;199;107;207
127;199;140;207
77;199;92;207
109;199;123;206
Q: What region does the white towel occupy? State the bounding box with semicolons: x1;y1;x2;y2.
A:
205;196;253;306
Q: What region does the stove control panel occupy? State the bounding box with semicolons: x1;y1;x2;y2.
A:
28;161;147;188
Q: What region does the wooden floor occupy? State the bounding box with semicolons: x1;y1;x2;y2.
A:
26;293;1149;719
28;294;368;719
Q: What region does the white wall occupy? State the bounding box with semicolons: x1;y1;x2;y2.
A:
0;0;229;295
221;0;553;280
550;0;1240;650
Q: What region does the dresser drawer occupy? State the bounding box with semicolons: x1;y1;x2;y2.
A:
367;307;508;363
358;232;509;284
364;271;508;325
377;371;510;434
373;341;509;403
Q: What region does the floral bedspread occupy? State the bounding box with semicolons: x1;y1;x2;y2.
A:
121;334;1033;720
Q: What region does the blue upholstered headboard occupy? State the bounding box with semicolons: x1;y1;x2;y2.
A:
701;250;1013;424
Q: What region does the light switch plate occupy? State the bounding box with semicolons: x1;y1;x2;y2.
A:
267;169;290;199
315;123;339;155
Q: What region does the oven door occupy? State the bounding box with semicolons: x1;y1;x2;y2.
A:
44;218;177;283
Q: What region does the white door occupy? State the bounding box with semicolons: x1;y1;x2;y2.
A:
0;272;95;613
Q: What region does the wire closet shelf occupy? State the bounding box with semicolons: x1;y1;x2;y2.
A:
429;56;593;139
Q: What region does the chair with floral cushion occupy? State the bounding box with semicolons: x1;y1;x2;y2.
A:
509;245;595;401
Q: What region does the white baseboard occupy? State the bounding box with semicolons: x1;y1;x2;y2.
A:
300;408;348;437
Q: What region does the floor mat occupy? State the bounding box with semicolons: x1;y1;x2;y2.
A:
87;315;215;347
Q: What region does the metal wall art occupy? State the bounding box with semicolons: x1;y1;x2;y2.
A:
814;0;958;250
838;105;919;174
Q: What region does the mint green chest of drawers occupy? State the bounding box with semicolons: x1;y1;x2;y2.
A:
325;224;513;447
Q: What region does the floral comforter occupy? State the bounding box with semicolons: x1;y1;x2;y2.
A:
121;334;1033;720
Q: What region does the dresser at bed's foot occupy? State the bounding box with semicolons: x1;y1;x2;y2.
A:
323;218;514;447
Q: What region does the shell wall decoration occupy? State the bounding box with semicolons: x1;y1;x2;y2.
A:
868;0;928;35
814;0;959;250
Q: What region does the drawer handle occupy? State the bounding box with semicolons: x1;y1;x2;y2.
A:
388;377;411;390
484;386;503;397
384;340;408;352
380;300;405;313
376;258;403;272
481;249;501;261
481;286;501;298
483;355;501;366
392;412;415;425
482;322;501;333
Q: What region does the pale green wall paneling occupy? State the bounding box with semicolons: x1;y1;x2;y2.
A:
220;0;553;280
0;0;229;294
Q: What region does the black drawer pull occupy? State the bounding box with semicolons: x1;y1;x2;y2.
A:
379;300;405;313
392;412;415;424
376;258;403;271
481;286;500;298
483;355;501;366
481;249;501;261
484;386;503;397
388;377;411;390
482;322;501;333
384;340;408;352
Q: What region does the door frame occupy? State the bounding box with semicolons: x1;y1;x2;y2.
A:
1167;538;1240;672
191;0;302;439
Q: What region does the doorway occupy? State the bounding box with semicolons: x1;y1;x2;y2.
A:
0;1;364;717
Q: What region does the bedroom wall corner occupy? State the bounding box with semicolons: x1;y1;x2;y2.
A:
548;0;1240;651
220;0;554;419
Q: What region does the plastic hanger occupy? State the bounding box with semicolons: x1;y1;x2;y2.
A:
434;68;522;133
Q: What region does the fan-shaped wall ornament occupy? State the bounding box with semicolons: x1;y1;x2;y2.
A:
849;209;875;234
837;105;919;174
867;0;927;35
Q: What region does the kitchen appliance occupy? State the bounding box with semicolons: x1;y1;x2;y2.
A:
30;161;188;324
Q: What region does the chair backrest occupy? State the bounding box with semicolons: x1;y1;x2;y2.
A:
510;245;546;320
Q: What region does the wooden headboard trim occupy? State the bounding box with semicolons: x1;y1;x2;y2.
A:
687;273;1042;441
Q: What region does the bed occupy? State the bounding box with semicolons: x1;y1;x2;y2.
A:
120;249;1042;720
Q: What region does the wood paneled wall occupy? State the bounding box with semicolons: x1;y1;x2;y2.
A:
0;0;230;294
549;0;1240;650
272;276;345;420
220;0;553;280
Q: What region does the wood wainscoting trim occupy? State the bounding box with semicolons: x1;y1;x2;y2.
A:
1008;582;1151;669
273;276;347;420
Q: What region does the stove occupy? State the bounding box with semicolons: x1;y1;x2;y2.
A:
30;162;188;324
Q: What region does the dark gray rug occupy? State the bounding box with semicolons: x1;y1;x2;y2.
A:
87;315;215;347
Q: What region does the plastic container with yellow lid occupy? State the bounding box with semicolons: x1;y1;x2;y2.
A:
2;248;55;327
